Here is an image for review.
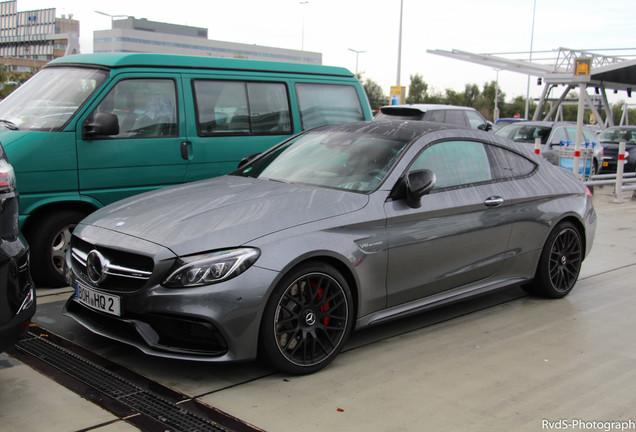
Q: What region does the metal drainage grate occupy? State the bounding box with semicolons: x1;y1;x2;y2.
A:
15;332;234;432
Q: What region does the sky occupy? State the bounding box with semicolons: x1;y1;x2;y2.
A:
21;0;636;104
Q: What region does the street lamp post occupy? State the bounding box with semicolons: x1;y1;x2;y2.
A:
95;11;129;28
95;11;130;53
348;48;366;77
299;2;308;62
396;0;403;86
524;0;537;120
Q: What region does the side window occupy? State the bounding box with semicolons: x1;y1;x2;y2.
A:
425;110;445;123
247;83;291;133
466;110;486;129
582;129;597;145
193;80;291;135
550;127;567;145
296;83;365;130
444;110;467;127
410;140;492;189
487;145;537;179
93;79;177;138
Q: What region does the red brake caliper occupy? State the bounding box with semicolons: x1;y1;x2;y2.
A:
312;282;331;326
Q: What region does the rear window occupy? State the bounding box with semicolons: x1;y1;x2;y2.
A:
375;107;425;121
296;83;365;130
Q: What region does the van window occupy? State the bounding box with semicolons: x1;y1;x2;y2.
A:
0;67;107;132
193;80;291;135
296;83;365;130
92;79;178;138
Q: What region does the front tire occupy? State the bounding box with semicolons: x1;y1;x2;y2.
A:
260;261;353;375
524;221;583;299
27;210;86;287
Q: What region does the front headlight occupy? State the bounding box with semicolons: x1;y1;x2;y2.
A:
163;248;260;288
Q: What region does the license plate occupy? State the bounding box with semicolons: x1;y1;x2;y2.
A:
75;282;121;316
603;161;609;167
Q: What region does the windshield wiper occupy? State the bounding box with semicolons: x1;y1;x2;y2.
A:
0;119;18;130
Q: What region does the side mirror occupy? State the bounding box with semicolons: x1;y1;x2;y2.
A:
478;122;493;132
238;153;261;169
83;112;119;139
404;169;436;208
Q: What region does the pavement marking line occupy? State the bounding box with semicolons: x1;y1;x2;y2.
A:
9;325;266;432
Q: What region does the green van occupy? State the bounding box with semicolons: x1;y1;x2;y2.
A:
0;53;372;287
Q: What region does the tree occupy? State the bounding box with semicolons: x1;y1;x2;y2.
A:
461;83;480;107
406;74;427;104
362;77;388;110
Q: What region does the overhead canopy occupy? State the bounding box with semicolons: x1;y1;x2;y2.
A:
427;48;636;177
591;58;636;90
427;48;636;126
427;48;636;90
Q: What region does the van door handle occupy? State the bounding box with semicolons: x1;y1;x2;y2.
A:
484;196;504;207
180;141;190;160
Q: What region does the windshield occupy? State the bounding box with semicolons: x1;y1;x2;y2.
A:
0;67;108;132
598;128;636;144
236;130;410;192
495;124;552;144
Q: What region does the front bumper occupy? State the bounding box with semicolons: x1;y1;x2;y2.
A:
0;236;35;353
63;246;279;362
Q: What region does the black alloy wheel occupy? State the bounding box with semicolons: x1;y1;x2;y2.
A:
260;262;353;375
524;221;583;299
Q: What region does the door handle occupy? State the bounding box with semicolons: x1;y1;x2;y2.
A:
484;196;504;207
180;141;190;160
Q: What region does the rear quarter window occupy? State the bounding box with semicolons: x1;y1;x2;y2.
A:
296;83;365;130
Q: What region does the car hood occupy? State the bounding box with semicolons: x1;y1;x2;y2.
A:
81;176;369;256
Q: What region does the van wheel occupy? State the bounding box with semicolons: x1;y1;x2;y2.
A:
28;210;86;288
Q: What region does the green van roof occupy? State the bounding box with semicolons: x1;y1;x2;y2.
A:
46;53;354;77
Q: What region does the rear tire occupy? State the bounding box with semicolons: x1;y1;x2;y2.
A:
523;221;583;299
27;210;86;288
259;261;353;375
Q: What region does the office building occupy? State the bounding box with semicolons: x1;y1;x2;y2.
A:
0;0;79;72
94;16;322;65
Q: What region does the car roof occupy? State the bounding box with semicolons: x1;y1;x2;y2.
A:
379;104;477;113
602;125;636;130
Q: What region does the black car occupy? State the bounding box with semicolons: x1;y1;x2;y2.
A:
598;126;636;173
0;143;34;353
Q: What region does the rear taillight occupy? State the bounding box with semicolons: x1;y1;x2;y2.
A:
0;159;16;192
586;186;593;199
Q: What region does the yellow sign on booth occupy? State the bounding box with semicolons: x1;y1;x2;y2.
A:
574;58;592;77
390;86;406;105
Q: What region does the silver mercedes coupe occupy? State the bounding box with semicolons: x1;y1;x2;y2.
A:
63;120;596;374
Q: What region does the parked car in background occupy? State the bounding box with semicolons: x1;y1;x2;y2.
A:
0;53;372;287
64;120;595;375
495;121;603;176
597;126;636;173
0;143;34;353
374;104;492;131
493;117;525;131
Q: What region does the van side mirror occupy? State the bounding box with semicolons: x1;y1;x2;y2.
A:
83;112;119;139
404;169;436;208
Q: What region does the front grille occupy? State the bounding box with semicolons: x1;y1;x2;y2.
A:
71;235;154;292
